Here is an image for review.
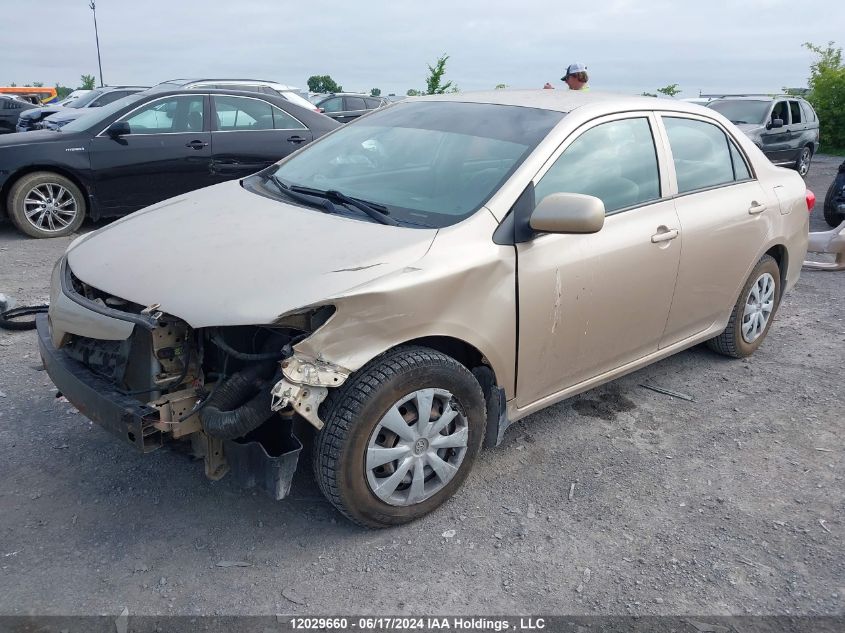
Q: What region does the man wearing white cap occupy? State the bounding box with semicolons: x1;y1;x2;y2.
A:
562;63;589;90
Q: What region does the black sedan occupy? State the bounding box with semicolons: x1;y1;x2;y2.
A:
0;88;340;238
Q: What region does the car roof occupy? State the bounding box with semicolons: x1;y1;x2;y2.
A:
410;89;712;115
317;93;379;98
702;94;805;101
161;79;299;90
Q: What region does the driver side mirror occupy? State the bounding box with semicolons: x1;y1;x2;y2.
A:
529;192;605;234
766;118;784;130
105;121;130;137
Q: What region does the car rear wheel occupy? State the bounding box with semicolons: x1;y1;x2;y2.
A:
313;346;486;528
707;255;781;358
8;171;86;238
794;145;812;177
823;177;845;228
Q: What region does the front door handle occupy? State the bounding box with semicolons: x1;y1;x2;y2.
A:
186;140;208;150
287;135;306;144
748;201;767;215
651;228;679;243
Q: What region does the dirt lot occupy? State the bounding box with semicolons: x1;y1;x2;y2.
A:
0;156;842;618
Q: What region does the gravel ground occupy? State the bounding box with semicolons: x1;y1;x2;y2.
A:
0;155;842;617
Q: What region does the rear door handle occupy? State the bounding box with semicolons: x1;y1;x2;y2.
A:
186;140;208;150
748;201;767;215
287;135;306;144
651;228;679;243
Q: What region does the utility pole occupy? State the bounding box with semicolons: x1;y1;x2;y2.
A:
89;1;104;87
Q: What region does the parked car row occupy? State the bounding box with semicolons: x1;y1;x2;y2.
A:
0;85;339;237
17;86;149;132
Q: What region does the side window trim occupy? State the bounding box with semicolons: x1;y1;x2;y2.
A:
529;111;669;215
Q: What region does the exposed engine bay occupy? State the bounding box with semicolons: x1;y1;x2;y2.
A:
62;272;344;499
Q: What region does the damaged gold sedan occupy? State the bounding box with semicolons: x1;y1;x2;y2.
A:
38;91;810;527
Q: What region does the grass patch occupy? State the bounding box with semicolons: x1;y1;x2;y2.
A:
823;147;845;157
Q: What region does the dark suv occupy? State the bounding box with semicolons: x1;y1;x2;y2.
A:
312;93;388;123
707;96;820;176
16;86;148;132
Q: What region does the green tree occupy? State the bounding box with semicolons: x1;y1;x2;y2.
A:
9;82;16;87
495;83;507;89
55;84;73;100
656;83;681;97
370;88;381;97
406;88;421;96
80;74;96;90
307;75;342;93
29;81;44;87
641;91;657;97
424;54;453;95
804;41;845;148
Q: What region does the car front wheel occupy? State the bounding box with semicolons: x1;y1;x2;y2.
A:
313;346;486;528
8;171;86;238
707;255;781;358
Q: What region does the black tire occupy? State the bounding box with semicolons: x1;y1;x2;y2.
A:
794;145;812;178
8;171;86;239
823;177;845;228
707;255;781;358
313;346;486;528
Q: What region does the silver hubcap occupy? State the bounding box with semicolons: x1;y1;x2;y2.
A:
799;149;810;175
23;183;78;233
366;388;468;507
742;272;775;343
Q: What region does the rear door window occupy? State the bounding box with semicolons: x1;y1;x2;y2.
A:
789;101;802;124
799;101;817;122
663;117;737;193
213;95;274;130
272;107;306;130
345;97;366;111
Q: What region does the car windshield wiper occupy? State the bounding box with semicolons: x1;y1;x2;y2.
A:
266;175;339;214
289;185;399;226
731;120;749;124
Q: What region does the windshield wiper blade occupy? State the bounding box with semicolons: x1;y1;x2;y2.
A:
289;185;398;226
266;176;338;214
325;190;398;226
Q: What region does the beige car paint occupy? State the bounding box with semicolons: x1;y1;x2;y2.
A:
52;91;810;433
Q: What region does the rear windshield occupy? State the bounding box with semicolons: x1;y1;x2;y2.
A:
707;100;770;125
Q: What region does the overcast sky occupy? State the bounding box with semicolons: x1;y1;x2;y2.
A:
4;0;842;97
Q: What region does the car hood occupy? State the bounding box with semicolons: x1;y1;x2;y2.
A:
46;109;85;123
735;123;764;136
66;180;438;328
19;106;61;119
0;129;86;147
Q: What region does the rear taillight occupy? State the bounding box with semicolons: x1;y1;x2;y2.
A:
806;189;816;212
